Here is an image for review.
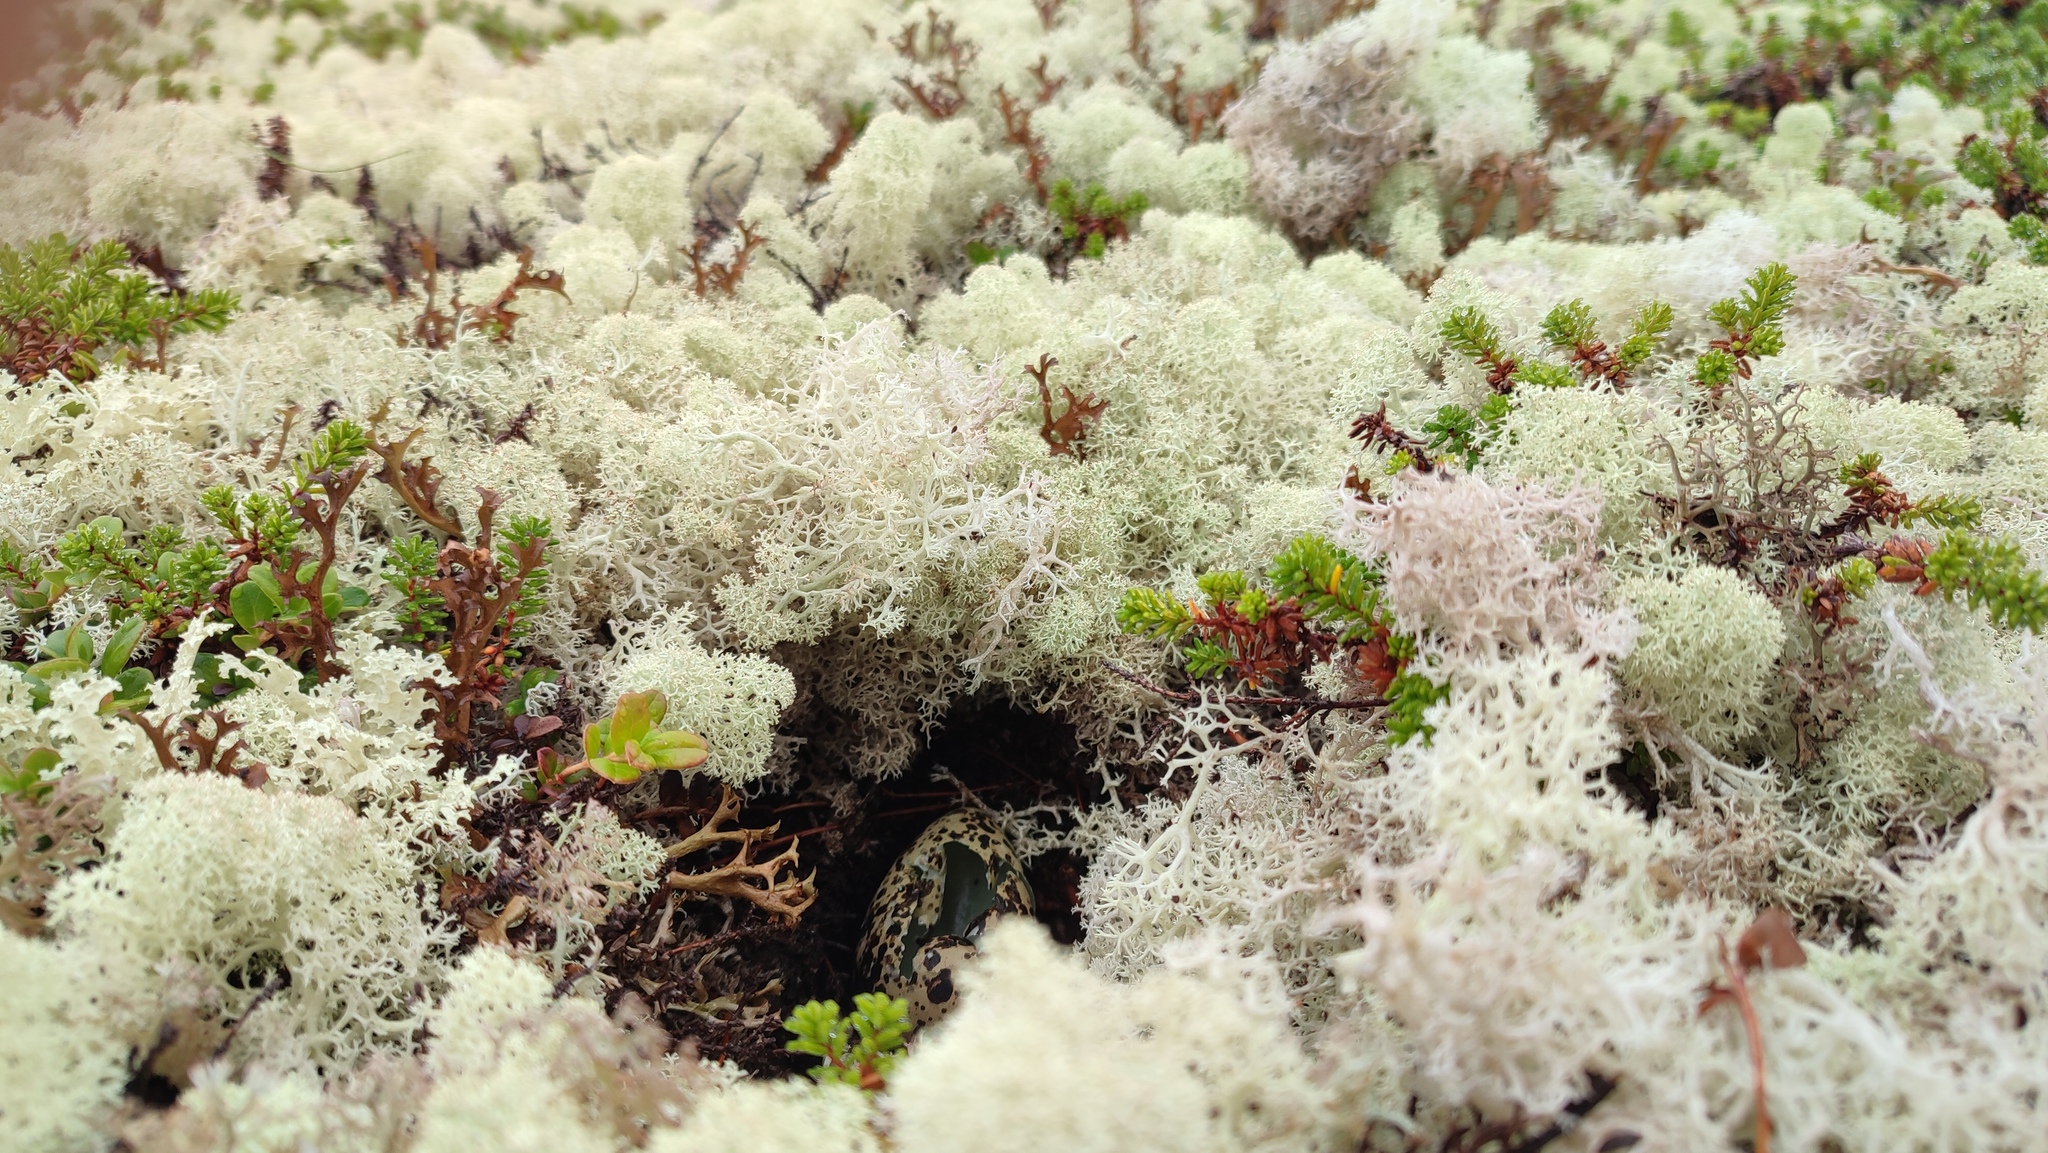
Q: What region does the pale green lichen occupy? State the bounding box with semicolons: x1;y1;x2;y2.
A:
3;0;2048;1149
1617;567;1788;752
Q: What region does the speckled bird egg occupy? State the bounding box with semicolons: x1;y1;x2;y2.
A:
857;808;1034;1027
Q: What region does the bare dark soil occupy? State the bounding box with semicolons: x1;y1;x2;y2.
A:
594;696;1112;1074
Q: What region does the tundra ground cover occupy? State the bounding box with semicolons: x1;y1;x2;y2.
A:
5;1;2048;1149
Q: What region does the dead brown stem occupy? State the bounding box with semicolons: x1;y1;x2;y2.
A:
1714;935;1772;1153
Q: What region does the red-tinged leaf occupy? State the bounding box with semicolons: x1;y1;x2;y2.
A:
515;714;563;741
1736;908;1806;972
610;691;659;749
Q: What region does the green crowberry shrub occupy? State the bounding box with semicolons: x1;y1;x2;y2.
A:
0;233;235;384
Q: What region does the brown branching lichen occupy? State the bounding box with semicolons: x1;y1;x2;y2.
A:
682;221;766;298
1026;353;1107;459
664;785;817;921
123;708;269;788
891;7;977;120
367;419;465;539
399;239;566;349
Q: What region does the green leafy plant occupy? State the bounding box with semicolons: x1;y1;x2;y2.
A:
1918;533;2048;632
783;993;912;1091
207;420;378;680
386;534;450;641
1116;534;1440;741
1888;0;2048;117
1957;111;2048;263
1048;179;1148;260
245;0;662;67
3;519;256;708
1827;454;1983;541
1439;306;1520;391
534;689;708;789
1382;668;1450;747
6;618;154;715
48;517;227;634
1695;263;1796;388
383;491;555;753
1439;297;1668;398
1861;134;1951;222
1;234;236;385
1116;534;1386;688
1700;99;1773;142
1800;455;2024;643
965;240;1020;266
1266;533;1386;642
1662;137;1726;185
1;413;552;766
1422;394;1513;471
0;746;61;801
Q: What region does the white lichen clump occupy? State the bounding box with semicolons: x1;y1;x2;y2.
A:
2;0;2047;1150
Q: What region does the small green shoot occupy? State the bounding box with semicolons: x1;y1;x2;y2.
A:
0;234;237;384
535;689;709;788
1921;532;2048;633
1048;179;1147;260
1384;669;1451;746
1696;263;1796;387
784;993;912;1091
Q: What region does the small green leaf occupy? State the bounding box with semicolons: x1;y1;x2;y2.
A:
1385;670;1450;746
26;656;90;679
102;666;153;714
1195;570;1248;608
230;579;280;632
100;616;145;675
247;562;283;601
504;667;557;717
587;754;641;784
638;729;710;771
607;690;662;751
1;746;62;797
1115;588;1194;640
56;622;94;662
1182;638;1235;679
